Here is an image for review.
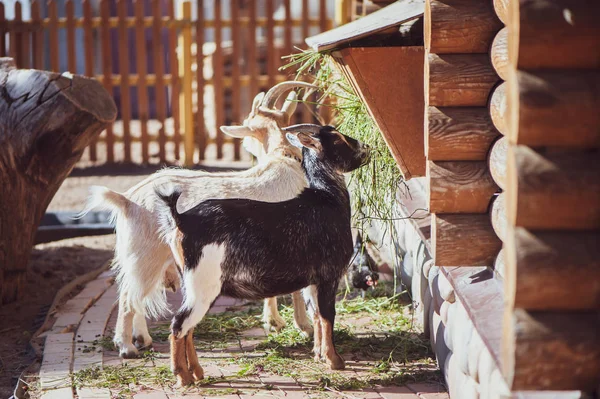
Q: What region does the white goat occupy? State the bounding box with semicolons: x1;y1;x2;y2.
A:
81;82;315;358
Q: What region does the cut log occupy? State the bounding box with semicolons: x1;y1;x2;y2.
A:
490;193;507;242
427;106;499;161
424;0;502;53
511;0;600;70
507;146;600;230
505;227;600;310
493;0;508;24
0;59;116;304
490;27;508;81
502;309;600;391
428;161;498;213
493;247;505;279
489;82;507;136
508;70;600;147
432;213;502;266
428;53;499;107
488;136;507;190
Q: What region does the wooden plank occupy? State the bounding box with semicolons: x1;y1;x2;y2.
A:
11;2;22;66
0;3;5;57
503;309;600;391
427;106;499;161
284;0;292;56
231;0;241;161
490;193;506;242
509;70;600;147
195;0;205;161
306;0;424;52
266;0;276;88
491;27;508;81
168;0;180;160
489;81;507;136
100;0;114;163
488;136;507;190
180;1;193;167
302;0;310;45
512;0;600;70
248;0;258;98
31;1;43;69
428;53;499;107
48;0;59;71
505;227;600;310
425;0;502;54
18;1;31;68
428;161;498;214
117;0;132;163
213;0;224;159
432;214;501;266
507;146;600;230
337;47;425;179
319;0;328;32
135;0;149;164
66;0;76;73
83;0;97;162
493;0;508;24
152;0;167;163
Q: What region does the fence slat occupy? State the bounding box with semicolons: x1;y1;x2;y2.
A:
302;0;310;44
320;0;328;31
48;0;59;72
266;0;276;88
11;2;22;66
213;0;224;159
134;0;149;164
168;0;180;160
66;0;76;73
195;0;206;160
180;1;194;166
100;0;114;163
31;1;43;69
0;3;6;57
284;0;292;56
118;0;132;163
152;0;167;163
83;0;97;161
248;0;258;97
232;0;241;160
19;1;31;68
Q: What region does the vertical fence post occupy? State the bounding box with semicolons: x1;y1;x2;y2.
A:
48;0;59;71
66;0;76;73
168;0;180;160
231;0;241;160
152;0;167;164
195;0;206;161
179;1;194;167
335;0;352;26
213;0;224;159
135;0;150;164
83;0;97;161
0;3;6;57
31;1;43;69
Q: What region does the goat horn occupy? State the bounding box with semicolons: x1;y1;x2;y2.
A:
262;81;318;110
281;91;298;116
281;123;322;135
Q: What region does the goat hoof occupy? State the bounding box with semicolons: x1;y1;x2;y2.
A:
175;373;195;387
294;321;314;337
119;344;139;359
327;355;346;370
263;317;286;333
190;365;204;381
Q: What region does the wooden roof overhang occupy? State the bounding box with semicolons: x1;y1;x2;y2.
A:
306;0;426;180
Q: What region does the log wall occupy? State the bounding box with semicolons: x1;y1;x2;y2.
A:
498;0;600;392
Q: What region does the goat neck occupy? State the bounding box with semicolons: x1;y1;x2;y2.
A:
301;148;349;204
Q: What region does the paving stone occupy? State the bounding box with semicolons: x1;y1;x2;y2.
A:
53;312;84;329
76;387;112;399
40;387;75;399
39;369;72;390
40;333;74;389
133;392;170;398
343;388;383;399
405;383;448;399
208;305;230;314
243;328;267;338
377;386;420;399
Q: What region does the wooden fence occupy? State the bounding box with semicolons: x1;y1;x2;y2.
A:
0;0;334;166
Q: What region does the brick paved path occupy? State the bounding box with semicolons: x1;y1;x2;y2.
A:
35;271;448;399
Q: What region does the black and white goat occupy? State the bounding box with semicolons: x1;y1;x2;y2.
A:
155;124;370;385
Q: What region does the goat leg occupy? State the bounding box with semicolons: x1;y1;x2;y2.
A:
185;329;204;381
320;317;345;370
170;333;195;387
292;291;313;336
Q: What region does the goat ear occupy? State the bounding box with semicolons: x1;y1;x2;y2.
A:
220;125;253;138
286;132;322;152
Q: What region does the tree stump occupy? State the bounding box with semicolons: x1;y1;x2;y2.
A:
0;58;116;304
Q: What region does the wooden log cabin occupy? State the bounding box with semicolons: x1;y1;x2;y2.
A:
307;0;600;397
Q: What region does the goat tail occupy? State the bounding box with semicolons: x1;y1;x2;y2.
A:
77;186;132;225
154;183;183;239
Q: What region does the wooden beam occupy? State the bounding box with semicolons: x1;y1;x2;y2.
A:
510;0;600;70
490;193;507;242
425;0;502;54
505;227;600;310
507;146;600;230
427;106;499;161
491;27;508;81
428;161;498;213
488;136;507;190
494;247;505;279
508;70;600;147
493;0;508;24
432;214;502;266
428;53;499;107
502;309;600;391
489;81;507;136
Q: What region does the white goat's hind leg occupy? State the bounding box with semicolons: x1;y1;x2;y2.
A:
113;293;138;358
262;297;286;332
292;291;313;336
132;312;153;350
302;285;322;361
171;244;225;339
